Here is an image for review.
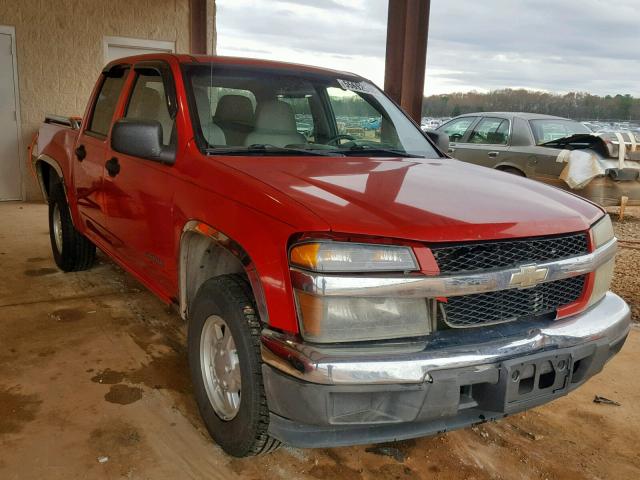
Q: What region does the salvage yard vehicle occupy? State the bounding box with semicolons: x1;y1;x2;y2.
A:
437;112;640;207
32;54;630;457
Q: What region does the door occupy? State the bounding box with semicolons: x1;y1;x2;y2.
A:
0;32;21;201
502;116;547;178
453;116;511;167
74;66;130;239
528;118;578;181
102;62;177;294
437;116;478;160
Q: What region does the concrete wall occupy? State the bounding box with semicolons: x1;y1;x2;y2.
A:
0;0;216;201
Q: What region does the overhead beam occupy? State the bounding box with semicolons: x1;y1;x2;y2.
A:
190;0;208;54
384;0;431;122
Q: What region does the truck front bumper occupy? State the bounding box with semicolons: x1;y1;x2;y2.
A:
260;292;630;448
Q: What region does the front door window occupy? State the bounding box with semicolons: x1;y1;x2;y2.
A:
439;117;476;142
468;117;510;145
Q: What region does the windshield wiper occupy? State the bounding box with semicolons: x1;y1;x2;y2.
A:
205;144;341;157
334;145;423;158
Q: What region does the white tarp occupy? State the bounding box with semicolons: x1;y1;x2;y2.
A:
556;131;640;189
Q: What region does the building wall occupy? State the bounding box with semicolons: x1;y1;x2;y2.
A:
0;0;216;201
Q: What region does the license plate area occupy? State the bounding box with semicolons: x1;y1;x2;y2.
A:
474;351;573;414
503;353;572;408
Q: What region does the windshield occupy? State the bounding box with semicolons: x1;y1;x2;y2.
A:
529;119;591;144
182;64;439;158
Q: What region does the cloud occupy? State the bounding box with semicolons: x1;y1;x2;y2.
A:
276;0;358;11
216;0;639;96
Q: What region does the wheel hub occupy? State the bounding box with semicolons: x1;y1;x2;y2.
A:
200;315;241;420
52;203;63;253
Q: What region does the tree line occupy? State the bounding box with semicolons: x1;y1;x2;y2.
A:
421;89;639;121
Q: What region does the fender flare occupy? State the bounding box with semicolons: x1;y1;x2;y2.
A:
34;154;82;230
179;220;270;324
34;154;65;202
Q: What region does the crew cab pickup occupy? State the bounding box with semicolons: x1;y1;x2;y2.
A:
32;54;630;457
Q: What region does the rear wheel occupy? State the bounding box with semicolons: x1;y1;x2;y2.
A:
48;182;96;272
188;274;280;457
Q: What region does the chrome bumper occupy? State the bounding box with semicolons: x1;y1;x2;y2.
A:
261;292;630;385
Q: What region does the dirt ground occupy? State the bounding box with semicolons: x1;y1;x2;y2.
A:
1;202;639;480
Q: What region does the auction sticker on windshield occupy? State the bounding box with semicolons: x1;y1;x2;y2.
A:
337;79;375;94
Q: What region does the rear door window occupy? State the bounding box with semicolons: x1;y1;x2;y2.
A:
87;68;129;137
468;117;510;145
439;117;476;142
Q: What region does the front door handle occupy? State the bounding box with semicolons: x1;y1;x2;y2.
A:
488;151;499;158
75;144;86;161
105;157;120;177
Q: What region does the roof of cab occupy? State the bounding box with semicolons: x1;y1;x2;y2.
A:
104;53;362;79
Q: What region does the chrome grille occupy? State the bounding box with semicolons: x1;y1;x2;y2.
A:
431;233;589;274
440;275;586;328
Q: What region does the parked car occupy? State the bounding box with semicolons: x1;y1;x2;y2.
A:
33;55;630;457
436;112;640;206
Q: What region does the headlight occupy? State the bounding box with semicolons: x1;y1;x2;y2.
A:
295;291;431;343
588;215;616;307
290;241;418;272
290;240;428;342
588;258;615;308
591;215;614;248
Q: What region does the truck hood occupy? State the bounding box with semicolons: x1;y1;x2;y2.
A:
219;156;603;242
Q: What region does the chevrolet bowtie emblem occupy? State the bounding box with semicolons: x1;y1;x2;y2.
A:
509;265;549;289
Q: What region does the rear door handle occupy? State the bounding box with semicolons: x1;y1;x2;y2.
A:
105;157;120;177
75;144;86;161
488;151;499;158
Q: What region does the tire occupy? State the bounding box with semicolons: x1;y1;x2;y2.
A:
48;182;96;272
188;274;280;457
498;166;526;177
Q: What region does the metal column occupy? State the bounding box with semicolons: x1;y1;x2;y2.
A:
384;0;431;122
190;0;208;54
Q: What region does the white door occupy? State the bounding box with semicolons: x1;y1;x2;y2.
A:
0;33;21;201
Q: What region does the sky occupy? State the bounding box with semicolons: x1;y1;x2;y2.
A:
215;0;640;97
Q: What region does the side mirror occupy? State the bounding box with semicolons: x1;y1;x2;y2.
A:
425;129;450;154
111;119;175;165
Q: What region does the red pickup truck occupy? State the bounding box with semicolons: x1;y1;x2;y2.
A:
33;54;630;457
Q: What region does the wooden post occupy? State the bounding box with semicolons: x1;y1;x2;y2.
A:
619;195;629;221
190;0;208;55
384;0;431;122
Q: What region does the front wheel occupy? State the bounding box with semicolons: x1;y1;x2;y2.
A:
188;274;280;457
48;183;96;272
